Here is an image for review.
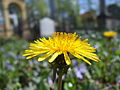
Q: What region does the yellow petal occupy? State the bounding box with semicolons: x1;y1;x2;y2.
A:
63;52;71;65
70;52;91;65
23;54;30;56
38;51;54;61
78;51;100;62
26;54;37;59
49;52;62;62
23;50;49;57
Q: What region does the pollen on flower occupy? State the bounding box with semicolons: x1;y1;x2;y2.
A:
23;32;100;65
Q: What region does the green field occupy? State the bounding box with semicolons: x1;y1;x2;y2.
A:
0;30;120;90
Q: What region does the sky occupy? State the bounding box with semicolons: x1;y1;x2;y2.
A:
79;0;99;14
0;9;4;24
79;0;120;14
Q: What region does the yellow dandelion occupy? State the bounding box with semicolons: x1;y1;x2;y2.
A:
23;32;100;65
103;31;117;38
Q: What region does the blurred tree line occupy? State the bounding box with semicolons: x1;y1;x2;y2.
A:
22;0;120;30
23;0;82;30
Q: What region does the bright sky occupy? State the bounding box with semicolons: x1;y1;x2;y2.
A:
79;0;120;14
79;0;99;14
0;9;3;24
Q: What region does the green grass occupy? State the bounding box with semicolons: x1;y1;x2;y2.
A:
0;30;120;90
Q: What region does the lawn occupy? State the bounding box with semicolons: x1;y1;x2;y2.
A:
0;30;120;90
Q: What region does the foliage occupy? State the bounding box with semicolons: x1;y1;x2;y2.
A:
55;0;82;28
0;30;120;90
26;0;49;17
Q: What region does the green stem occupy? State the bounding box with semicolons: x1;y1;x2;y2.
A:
53;68;57;82
58;73;63;90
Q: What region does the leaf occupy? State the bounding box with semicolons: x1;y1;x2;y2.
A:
115;50;120;55
38;80;50;90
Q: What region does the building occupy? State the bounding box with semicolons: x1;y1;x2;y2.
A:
97;3;120;30
0;0;30;39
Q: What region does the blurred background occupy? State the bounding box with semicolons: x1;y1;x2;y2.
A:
0;0;120;90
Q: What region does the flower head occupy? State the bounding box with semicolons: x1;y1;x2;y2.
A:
116;75;120;84
103;31;117;38
23;32;100;65
1;47;5;52
5;61;14;71
74;63;87;79
48;77;53;87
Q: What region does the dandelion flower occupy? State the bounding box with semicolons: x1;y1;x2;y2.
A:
23;32;100;65
103;31;117;38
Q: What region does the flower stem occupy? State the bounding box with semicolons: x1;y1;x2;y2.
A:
58;73;63;90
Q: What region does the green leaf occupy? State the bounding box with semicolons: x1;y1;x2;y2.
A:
115;50;120;55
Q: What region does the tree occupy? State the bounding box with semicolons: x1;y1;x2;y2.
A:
55;0;82;28
24;0;49;17
36;0;49;17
